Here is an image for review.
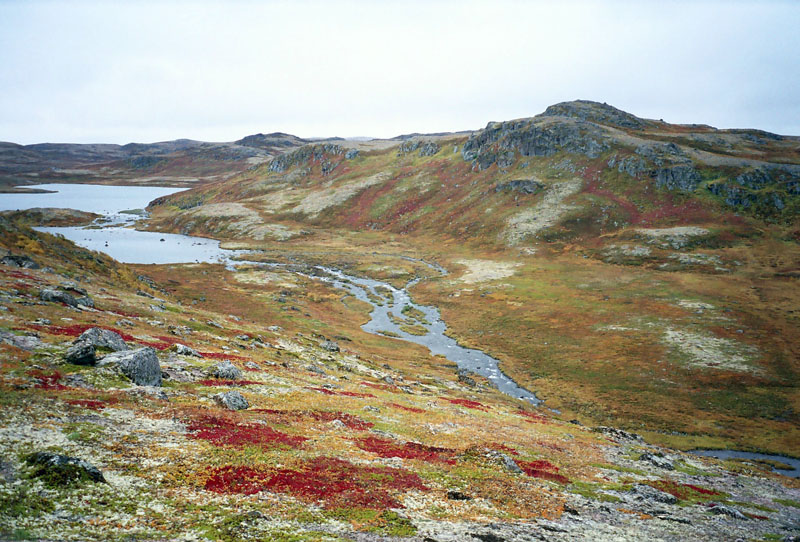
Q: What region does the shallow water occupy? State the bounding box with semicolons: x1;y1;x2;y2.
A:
690;449;800;478
309;266;541;405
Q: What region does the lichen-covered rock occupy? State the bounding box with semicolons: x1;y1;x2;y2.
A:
631;484;678;504
320;340;340;352
40;287;78;307
709;503;749;520
171;343;201;357
639;452;674;470
418;141;441;157
99;347;162;386
25;452;105;485
0;330;41;351
494;179;545;194
652;164;702;192
65;341;97;366
345;148;359;159
214;390;249;410
212;360;242;380
461;117;607;171
75;327;128;352
1;254;39;269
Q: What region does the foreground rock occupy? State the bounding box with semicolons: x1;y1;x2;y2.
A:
214;390;249;410
75;327;129;351
0;330;41;351
212;360;242;380
64;341;97;366
98;347;162;386
25;452;105;485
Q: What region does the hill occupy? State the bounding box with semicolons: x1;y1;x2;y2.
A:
0;132;310;190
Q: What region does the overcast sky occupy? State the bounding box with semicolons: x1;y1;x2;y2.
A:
1;0;798;144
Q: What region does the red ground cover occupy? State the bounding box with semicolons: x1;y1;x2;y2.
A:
387;403;426;414
440;397;489;411
305;386;375;398
517;409;549;423
252;409;374;431
516;459;570;484
187;415;307;449
647;480;721;500
29;370;68;390
199;352;249;361
356;436;456;464
205;457;428;509
64;398;115;410
197;379;263;387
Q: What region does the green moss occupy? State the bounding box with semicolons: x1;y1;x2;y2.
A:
64;422;104;444
0;487;55;518
774;498;800;508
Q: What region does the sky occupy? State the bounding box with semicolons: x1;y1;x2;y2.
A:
1;0;799;144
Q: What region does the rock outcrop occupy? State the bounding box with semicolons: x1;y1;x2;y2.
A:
98;347;162;386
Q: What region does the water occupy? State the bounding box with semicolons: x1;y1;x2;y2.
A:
6;182;542;404
37;225;244;265
690;449;800;478
1;183;184;224
2;183;241;265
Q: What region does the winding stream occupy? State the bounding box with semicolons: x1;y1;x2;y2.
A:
8;183;799;475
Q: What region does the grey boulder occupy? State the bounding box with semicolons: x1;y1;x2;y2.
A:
631;484;678;504
0;330;41;351
40;288;79;307
212;361;242;380
75;327;128;352
214;390;249;410
99;347;162;386
65;341;97;366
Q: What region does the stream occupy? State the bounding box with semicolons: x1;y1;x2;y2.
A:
7;183;799;475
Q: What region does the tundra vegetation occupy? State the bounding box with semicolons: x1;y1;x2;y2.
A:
1;101;799;540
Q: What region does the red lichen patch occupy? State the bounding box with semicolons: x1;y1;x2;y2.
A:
487;442;519;456
197;379;263;387
253;409;373;431
646;480;721;501
305;386;375;398
356;436;456;464
204;465;271;495
517;459;570;484
1;270;38;281
517;409;549;423
187;415;307;449
388;402;426;414
360;381;396;391
199;352;249;361
206;457;428;509
28;370;68;391
64;398;116;410
440;397;489;411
